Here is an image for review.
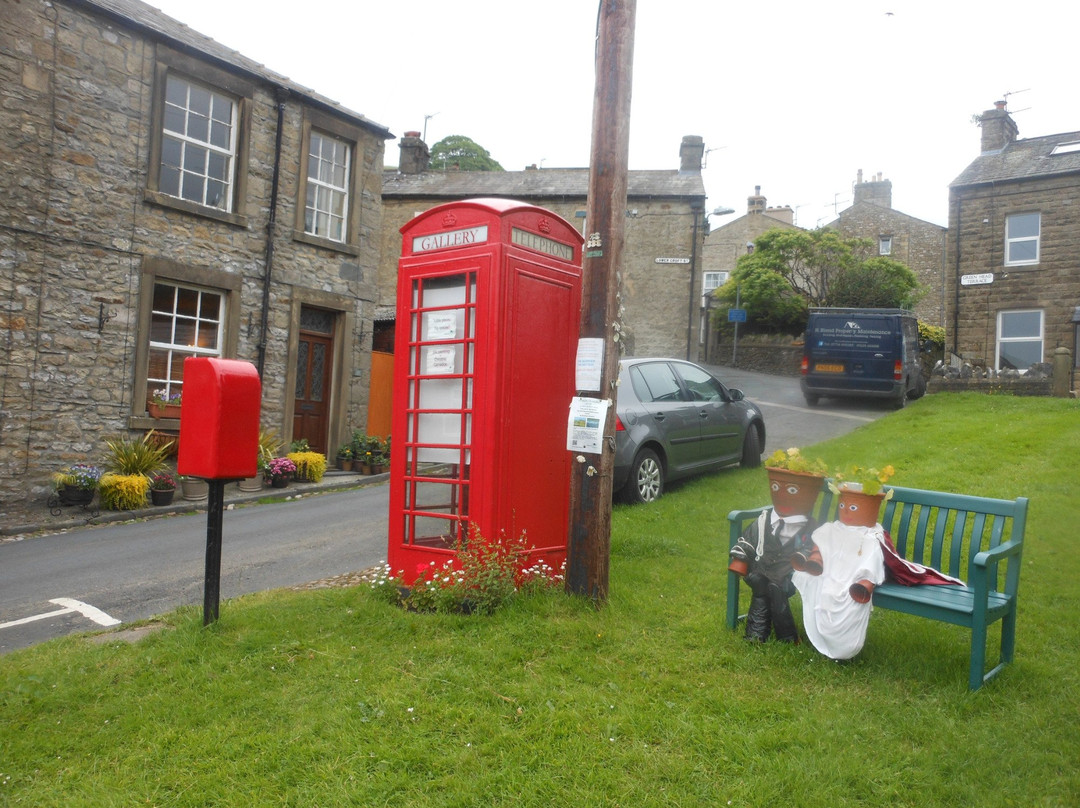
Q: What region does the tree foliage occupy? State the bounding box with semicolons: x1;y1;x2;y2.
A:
712;228;923;334
428;135;504;171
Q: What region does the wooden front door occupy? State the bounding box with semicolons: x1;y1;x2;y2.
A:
293;308;334;454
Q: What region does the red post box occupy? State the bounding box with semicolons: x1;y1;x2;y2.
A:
389;198;583;579
177;357;261;480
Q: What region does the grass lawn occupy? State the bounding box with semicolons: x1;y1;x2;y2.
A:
2;393;1079;806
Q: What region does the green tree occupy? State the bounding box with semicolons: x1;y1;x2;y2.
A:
428;135;504;171
712;228;923;334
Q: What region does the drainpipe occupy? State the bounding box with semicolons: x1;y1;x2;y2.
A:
951;198;961;357
687;206;702;360
258;87;289;378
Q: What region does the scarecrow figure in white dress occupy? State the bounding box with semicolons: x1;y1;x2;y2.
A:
791;480;889;660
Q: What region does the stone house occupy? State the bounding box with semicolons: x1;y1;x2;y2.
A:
700;187;801;362
0;0;392;509
947;101;1080;371
828;171;947;326
378;134;708;361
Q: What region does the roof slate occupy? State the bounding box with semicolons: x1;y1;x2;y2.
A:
74;0;392;138
951;130;1080;188
383;168;706;200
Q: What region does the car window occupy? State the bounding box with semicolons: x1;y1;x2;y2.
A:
629;362;684;403
675;364;724;401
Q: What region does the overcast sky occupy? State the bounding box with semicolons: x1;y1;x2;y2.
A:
147;0;1078;230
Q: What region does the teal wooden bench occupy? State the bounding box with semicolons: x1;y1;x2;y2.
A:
726;484;1029;690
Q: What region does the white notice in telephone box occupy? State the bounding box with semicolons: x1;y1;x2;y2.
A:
426;312;457;340
567;397;610;454
425;346;456;375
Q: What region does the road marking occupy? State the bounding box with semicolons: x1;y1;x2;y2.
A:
0;598;121;630
754;399;876;423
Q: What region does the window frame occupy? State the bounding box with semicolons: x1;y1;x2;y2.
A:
996;308;1044;371
145;46;253;228
293;109;365;256
1005;212;1040;266
130;256;241;429
303;129;351;243
879;235;893;256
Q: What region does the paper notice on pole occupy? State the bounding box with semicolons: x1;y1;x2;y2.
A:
575;338;604;391
567;396;611;454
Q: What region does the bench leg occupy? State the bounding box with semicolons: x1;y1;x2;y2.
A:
970;613;989;690
1000;605;1017;665
726;570;741;630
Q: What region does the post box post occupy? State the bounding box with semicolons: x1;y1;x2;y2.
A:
176;357;261;625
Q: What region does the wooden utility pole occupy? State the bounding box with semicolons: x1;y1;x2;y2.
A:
565;0;636;602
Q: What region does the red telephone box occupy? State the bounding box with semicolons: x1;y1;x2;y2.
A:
389;198;583;579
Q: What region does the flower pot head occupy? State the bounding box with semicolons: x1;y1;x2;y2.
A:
837;486;885;527
766;468;824;517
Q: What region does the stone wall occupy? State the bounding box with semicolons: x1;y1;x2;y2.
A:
831;203;947;327
0;0;386;510
946;174;1080;364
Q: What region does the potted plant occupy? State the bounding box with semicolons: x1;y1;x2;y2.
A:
288;450;327;483
147;387;182;419
264;456;297;488
371;451;390;475
337;443;354;471
180;475;210;501
240;429;280;492
149;471;177;506
100;432;171;510
52;463;103;506
99;472;151;511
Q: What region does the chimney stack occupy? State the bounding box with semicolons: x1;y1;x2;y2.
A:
679;135;705;173
398;131;430;175
747;185;766;215
979;101;1019;154
852;170;892;208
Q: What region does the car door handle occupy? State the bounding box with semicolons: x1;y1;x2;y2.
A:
652;413;665;422
699;410;709;418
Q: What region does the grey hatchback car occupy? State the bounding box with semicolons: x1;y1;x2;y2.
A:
613;358;765;503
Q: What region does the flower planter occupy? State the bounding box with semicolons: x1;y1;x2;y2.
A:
181;477;209;501
150;488;176;506
148;402;182;419
837;486;885;527
58;485;95;507
765;467;825;517
337;457;354;472
238;475;264;492
269;477;289;488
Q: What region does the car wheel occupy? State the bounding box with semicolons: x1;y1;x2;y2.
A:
892;388;907;410
624;448;663;504
741;426;762;468
804;393;819;406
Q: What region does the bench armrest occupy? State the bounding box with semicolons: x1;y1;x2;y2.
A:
970;538;1024;600
726;506;770;549
973;537;1023;568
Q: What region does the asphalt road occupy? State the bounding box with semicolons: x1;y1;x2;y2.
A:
0;367;890;655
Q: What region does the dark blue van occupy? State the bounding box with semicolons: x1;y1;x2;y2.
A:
800;307;926;409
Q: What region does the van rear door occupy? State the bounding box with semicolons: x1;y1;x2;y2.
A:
805;313;898;393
